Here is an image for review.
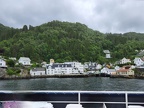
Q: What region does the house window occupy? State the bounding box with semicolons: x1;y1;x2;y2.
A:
0;63;2;65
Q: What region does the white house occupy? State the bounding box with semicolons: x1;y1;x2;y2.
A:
84;62;98;71
101;67;108;73
120;57;131;64
116;66;134;76
84;62;89;69
115;66;120;70
101;67;116;75
64;62;84;73
96;64;102;70
134;57;144;66
18;57;31;66
130;65;136;69
30;68;46;76
0;58;7;68
46;63;73;75
103;50;111;58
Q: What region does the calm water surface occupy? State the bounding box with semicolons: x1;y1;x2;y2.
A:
0;77;144;91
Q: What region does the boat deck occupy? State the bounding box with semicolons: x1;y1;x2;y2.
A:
0;91;144;108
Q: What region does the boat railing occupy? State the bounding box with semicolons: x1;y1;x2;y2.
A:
0;91;144;108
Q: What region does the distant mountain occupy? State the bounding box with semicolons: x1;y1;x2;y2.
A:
0;20;144;63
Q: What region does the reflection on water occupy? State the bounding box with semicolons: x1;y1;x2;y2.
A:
0;77;143;91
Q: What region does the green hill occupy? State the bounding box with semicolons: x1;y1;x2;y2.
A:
0;20;144;63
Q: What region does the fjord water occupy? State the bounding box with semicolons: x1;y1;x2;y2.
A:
0;77;143;91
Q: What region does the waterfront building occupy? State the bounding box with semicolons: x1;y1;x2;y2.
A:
114;66;120;70
130;65;136;69
96;64;102;70
116;66;134;76
0;58;7;68
101;67;116;75
64;62;84;73
84;62;89;69
84;62;97;71
18;57;31;66
30;68;46;76
46;63;73;75
134;57;144;66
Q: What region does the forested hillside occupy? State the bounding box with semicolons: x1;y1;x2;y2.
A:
0;20;144;63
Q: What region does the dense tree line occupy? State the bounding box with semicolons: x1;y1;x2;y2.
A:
0;20;144;64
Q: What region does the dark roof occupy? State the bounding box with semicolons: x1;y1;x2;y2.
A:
47;63;72;69
31;68;45;71
52;63;72;69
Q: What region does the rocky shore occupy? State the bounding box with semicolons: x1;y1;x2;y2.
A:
0;74;91;80
0;73;143;80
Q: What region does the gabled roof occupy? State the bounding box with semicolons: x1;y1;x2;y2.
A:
103;50;110;54
116;69;129;72
19;57;31;61
116;65;132;72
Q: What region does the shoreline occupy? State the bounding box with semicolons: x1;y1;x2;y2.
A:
0;74;143;80
0;74;90;80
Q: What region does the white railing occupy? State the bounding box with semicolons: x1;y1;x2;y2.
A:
1;91;144;108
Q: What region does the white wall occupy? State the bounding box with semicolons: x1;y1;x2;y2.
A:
30;70;46;76
134;58;144;66
0;59;7;67
65;62;84;73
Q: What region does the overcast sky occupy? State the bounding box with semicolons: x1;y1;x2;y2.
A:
0;0;144;33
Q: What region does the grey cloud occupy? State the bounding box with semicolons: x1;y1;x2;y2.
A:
91;0;144;33
0;0;144;33
0;0;80;28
